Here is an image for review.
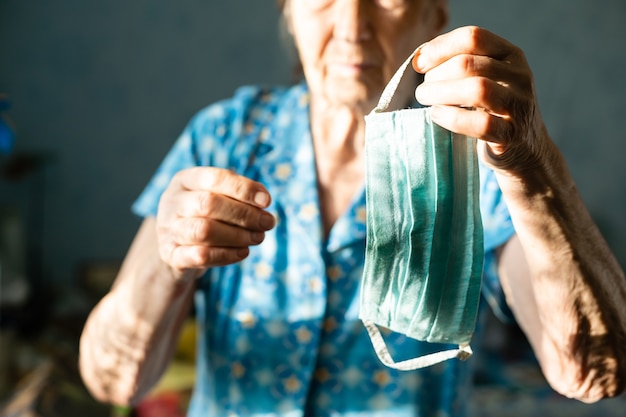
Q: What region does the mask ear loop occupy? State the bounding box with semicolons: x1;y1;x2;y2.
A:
363;320;472;371
362;47;475;370
372;45;421;114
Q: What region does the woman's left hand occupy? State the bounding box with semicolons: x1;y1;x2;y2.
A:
413;27;626;404
412;26;550;175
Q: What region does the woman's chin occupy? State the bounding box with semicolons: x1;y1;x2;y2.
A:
321;76;382;112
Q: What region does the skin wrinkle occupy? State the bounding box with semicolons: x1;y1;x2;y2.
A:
560;231;623;398
560;297;618;400
78;0;626;408
124;261;196;404
81;222;198;405
481;104;545;179
504;232;624;402
81;311;123;402
485;65;626;397
499;147;626;400
569;263;626;398
84;296;148;403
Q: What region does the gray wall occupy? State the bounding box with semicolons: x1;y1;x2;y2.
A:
448;0;626;264
1;0;625;291
0;0;291;290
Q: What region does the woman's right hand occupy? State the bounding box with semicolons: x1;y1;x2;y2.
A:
156;167;275;275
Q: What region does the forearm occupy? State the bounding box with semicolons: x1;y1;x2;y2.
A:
492;138;626;402
79;219;197;405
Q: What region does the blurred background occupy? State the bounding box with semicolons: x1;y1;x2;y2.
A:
0;0;625;416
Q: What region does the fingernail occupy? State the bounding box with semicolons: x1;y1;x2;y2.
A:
254;191;270;207
259;212;276;230
415;85;424;102
412;44;427;72
415;83;431;104
411;52;421;72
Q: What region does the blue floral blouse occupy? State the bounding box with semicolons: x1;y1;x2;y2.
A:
132;82;516;417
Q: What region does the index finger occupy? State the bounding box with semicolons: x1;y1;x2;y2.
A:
412;26;522;73
174;167;271;208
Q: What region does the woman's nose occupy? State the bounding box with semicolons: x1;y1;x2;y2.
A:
332;0;372;42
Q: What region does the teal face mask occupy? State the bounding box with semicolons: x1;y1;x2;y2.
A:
360;49;485;370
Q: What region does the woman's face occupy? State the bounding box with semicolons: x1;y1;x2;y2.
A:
285;0;448;111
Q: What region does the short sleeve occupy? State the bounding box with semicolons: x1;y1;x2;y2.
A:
131;86;273;218
479;161;517;322
131;125;199;218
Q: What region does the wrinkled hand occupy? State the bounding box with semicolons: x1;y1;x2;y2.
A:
413;26;551;174
156;167;275;274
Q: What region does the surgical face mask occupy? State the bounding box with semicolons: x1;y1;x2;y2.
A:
360;49;484;370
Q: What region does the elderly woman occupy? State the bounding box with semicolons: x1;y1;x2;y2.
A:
79;0;626;415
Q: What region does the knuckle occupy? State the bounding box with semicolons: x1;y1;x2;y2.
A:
475;115;491;139
191;218;211;242
465;25;483;46
213;167;236;189
483;116;501;139
199;247;245;267
481;113;510;142
459;54;475;74
171;169;187;187
232;204;252;227
475;112;502;142
201;248;221;266
198;167;224;192
190;246;211;267
472;76;493;104
232;178;252;201
158;241;175;264
510;44;527;63
197;192;216;216
214;169;254;202
157;190;175;216
211;167;227;184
